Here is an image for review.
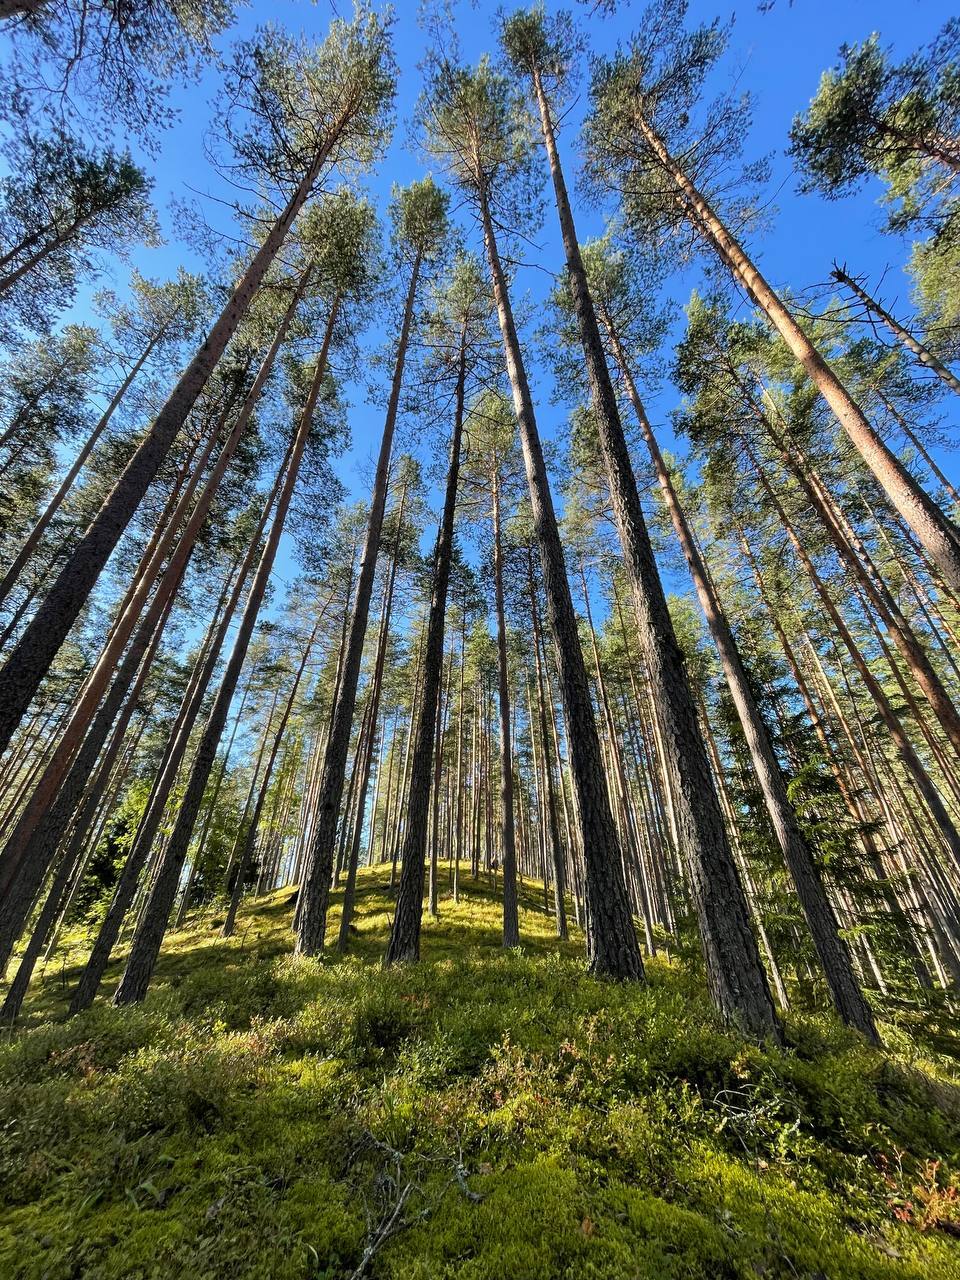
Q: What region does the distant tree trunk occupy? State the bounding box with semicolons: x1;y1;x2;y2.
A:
756;461;960;873
0;328;161;612
385;327;467;966
337;485;407;952
527;549;567;940
224;689;280;893
222;618;320;936
874;389;960;508
427;654;450;918
0;278;305;919
477;178;643;982
832;264;960;398
636;112;960;596
490;467;520;947
738;369;960;762
112;302;337;1006
297;252;423;955
177;671;252;926
66;466;284;1014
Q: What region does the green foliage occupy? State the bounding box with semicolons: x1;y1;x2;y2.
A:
0;130;156;337
910;209;960;358
221;11;396;199
789;24;960;231
389;177;450;264
2;867;960;1278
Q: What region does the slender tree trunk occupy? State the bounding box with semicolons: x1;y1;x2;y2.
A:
385;328;467;965
832;264;960;398
0;278;305;913
0;120;346;753
743;372;960;762
490;468;520;946
178;674;252;926
0;330;162;612
66;468;282;1013
636;113;960;595
874;389;960;508
112;302;337;1005
337;488;407;950
605;320;876;1038
477;178;643;982
297;253;423;955
222;620;319;936
535;75;779;1025
757;465;960;872
528;550;567;940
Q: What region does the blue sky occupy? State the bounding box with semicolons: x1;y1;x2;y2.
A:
6;0;956;612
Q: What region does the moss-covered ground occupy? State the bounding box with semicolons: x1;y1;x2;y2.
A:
2;865;960;1278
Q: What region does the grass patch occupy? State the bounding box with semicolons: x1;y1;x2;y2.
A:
2;865;960;1278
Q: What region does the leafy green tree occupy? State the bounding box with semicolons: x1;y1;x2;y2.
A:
0;130;155;336
790;24;960;231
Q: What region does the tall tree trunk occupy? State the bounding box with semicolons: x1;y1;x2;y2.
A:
337;485;407;951
604;318;877;1038
0;328;162;612
66;467;282;1014
385;328;467;965
297;252;423;955
490;467;520;946
112;302;337;1006
528;550;567;940
535;72;777;1025
177;669;253;926
0;278;305;911
741;370;960;762
477;178;643;983
222;618;320;936
874;390;960;508
757;464;960;873
636;113;960;596
0;115;347;753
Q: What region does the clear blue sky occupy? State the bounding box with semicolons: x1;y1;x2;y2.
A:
14;0;958;603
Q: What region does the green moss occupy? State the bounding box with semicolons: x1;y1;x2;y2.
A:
1;865;959;1279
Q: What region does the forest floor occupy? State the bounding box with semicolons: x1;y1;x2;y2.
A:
3;866;960;1279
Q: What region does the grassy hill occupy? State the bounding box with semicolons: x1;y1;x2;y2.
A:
2;865;960;1279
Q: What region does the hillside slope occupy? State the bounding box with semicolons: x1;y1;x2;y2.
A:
2;867;960;1279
